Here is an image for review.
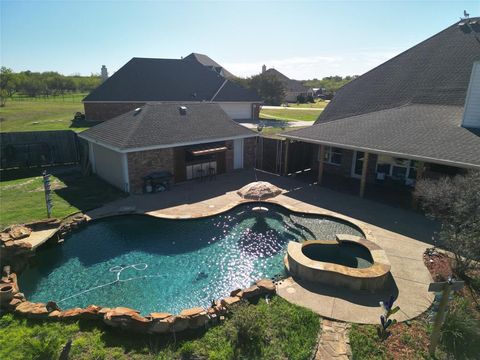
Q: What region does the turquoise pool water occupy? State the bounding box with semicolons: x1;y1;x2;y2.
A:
19;203;362;314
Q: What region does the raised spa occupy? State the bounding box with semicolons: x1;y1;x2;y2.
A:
285;235;391;291
19;203;363;314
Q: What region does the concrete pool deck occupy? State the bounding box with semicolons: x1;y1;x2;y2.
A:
86;170;436;324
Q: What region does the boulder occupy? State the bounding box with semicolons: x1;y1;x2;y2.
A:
221;296;241;307
148;313;173;334
8;225;32;240
48;310;61;318
15;301;49;318
169;316;190;332
59;308;85;319
256;279;276;293
13;292;25;300
230;288;243;297
46;301;61;312
242;285;262;299
188;312;210;329
179;307;204;317
103;308;151;333
8;298;22;308
81;305;103;319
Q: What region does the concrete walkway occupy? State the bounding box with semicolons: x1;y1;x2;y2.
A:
86;170;436;324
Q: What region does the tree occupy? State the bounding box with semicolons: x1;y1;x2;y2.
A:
415;171;480;278
0;67;16;106
248;73;285;105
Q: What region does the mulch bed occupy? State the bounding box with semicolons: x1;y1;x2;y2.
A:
423;250;453;281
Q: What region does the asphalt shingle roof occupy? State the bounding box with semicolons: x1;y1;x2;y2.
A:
317;18;480;123
264;68;307;93
79;103;256;151
284;18;480;168
183;53;236;79
285;104;480;168
83;57;260;103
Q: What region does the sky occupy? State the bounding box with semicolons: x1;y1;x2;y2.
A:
1;0;479;80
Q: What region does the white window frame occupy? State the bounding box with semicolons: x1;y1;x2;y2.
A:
375;156;417;184
320;146;342;166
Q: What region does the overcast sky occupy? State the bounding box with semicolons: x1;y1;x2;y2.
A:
1;1;479;80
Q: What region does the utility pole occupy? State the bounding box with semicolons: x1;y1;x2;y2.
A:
42;171;53;218
427;277;464;356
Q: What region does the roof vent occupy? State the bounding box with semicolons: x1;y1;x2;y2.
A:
134;107;142;115
179;106;187;115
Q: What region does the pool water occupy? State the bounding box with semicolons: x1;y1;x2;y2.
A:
19;204;362;314
302;242;373;269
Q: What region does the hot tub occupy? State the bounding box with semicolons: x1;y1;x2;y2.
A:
285;234;391;291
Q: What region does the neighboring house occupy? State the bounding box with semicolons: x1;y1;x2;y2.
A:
83;55;261;121
79;103;257;193
183;52;236;79
262;66;309;102
282;18;480;198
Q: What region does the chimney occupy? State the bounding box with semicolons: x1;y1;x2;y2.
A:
101;65;109;82
462;61;480;129
262;64;266;73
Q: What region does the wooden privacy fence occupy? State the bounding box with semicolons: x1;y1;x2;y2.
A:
0;130;80;169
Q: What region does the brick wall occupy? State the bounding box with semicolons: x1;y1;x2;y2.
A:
84;102;146;121
243;137;257;168
320;148;378;183
127;148;175;193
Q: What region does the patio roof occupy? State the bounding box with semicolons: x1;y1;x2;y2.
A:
284;104;480;169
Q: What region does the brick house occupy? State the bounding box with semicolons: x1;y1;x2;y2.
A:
282;18;480;200
79;103;257;193
83;54;262;121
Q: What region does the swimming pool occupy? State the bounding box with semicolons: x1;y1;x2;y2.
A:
19;203;362;314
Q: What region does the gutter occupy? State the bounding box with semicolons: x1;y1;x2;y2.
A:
282;134;480;170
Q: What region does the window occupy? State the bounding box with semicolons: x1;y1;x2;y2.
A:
321;146;342;165
375;156;418;185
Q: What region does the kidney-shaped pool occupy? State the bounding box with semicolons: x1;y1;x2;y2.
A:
19;203;362;314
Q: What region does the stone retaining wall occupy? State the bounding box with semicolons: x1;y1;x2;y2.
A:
0;271;276;334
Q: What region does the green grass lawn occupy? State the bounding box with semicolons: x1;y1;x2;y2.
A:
0;94;89;132
0;167;125;228
285;100;328;109
260;108;322;122
0;297;320;360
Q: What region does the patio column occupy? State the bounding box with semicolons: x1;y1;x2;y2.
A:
411;161;426;208
283;139;290;175
317;144;326;185
359;152;370;198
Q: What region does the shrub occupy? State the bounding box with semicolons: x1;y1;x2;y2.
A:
440;296;480;359
415;171;480;278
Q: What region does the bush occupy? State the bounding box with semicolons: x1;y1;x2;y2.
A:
296;94;306;103
415;171;480;277
440;296;480;359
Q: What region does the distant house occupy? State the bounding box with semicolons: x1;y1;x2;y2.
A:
262;66;310;102
283;18;480;199
83;54;261;121
79;103;257;193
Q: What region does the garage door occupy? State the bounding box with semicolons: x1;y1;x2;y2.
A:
218;103;252;120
